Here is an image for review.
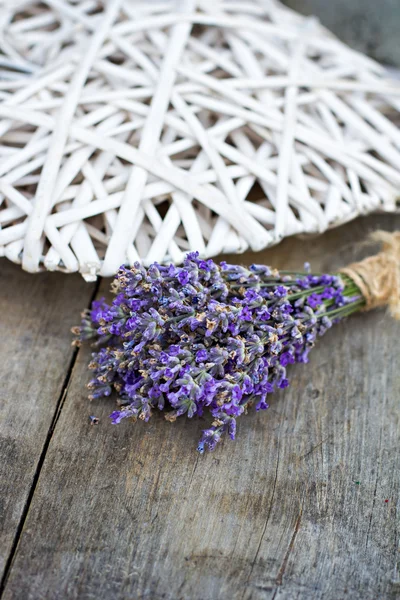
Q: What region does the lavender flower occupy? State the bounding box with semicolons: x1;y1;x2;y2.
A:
73;253;364;452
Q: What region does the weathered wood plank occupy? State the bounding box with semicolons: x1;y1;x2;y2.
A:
2;215;400;600
0;262;95;584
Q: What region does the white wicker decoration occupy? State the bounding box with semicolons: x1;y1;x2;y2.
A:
1;1;400;280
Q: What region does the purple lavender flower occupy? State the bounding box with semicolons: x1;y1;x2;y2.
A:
73;255;364;452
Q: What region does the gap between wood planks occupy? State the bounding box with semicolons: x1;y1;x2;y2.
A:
0;278;101;598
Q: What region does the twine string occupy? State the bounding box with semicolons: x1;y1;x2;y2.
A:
340;231;400;319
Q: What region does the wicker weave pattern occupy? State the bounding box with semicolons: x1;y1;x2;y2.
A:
1;0;400;279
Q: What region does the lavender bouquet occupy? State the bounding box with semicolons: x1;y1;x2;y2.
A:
73;232;398;453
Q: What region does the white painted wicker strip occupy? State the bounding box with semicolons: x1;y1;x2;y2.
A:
1;0;400;280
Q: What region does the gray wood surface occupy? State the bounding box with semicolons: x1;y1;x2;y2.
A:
1;215;399;600
0;265;95;584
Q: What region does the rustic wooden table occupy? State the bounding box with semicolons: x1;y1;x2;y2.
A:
1;214;399;600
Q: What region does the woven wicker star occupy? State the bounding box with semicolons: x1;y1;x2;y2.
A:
1;0;400;280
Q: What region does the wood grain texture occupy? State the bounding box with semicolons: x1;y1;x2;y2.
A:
1;215;400;600
0;262;95;583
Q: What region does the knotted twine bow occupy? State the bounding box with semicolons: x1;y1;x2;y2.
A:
340;231;400;319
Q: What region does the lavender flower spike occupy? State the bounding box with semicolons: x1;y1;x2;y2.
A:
73;252;365;452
